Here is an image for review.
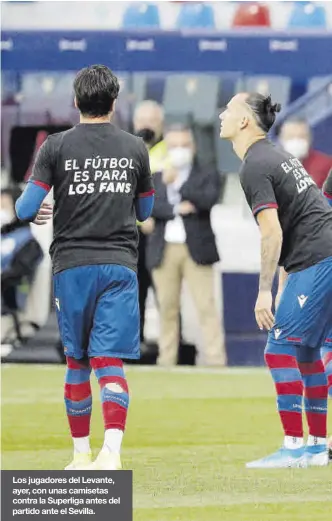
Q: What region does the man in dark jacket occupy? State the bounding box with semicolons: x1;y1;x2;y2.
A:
1;187;43;323
146;125;226;366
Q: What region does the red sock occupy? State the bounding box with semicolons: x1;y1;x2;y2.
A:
265;349;304;437
64;357;92;438
90;357;129;432
298;358;328;438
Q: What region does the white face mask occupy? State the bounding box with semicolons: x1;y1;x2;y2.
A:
0;210;13;227
281;138;310;160
168;147;193;169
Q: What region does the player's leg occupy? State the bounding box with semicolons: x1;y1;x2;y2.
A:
64;356;92;470
183;252;226;366
53;267;98;469
296;345;329;466
246;341;305;468
321;339;332;398
87;264;140;470
321;328;332;459
152;244;183;366
246;271;307;468
292;257;332;466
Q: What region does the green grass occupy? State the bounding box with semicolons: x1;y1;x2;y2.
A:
1;365;331;521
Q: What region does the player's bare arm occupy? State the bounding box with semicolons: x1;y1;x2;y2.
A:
255;208;282;330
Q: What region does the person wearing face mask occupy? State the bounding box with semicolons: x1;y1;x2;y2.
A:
279;119;332;189
146;124;226;367
133;100;168;349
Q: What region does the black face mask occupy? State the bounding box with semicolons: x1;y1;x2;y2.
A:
135;128;156;145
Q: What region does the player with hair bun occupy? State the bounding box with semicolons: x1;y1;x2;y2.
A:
220;93;332;469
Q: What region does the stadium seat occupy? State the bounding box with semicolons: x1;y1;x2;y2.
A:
131;73;165;106
239;75;292;109
20;73;75;123
1;72;19;104
232;2;271;27
176;2;215;29
122;2;160;29
163;74;219;125
288;1;327;29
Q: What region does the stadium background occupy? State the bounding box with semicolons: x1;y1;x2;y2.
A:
1;2;332;519
2;0;331;366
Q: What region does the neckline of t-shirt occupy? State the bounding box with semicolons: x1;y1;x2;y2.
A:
244;137;268;160
75;122;113;128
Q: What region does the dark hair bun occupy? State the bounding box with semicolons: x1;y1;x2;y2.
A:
246;92;281;133
271;102;282;114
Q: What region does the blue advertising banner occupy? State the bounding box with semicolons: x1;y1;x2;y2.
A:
2;30;332;78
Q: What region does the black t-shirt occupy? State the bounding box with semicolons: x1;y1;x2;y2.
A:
240;138;332;273
30;123;153;274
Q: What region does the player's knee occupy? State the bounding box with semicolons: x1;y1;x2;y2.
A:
105;382;126;394
101;379;129;408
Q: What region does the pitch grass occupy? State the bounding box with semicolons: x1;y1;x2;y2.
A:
1;365;331;521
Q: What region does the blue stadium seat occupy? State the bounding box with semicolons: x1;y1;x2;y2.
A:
1;72;20;103
20;73;75;123
176;2;215;29
239;75;292;109
122;3;160;29
163;74;219;125
288;1;327;29
132;74;165;105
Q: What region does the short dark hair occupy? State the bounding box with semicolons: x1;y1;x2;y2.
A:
74;65;120;118
245;93;281;133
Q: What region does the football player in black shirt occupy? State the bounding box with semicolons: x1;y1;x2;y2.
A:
15;65;155;471
220;92;332;468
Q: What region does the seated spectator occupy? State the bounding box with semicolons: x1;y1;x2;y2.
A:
146;124;226;367
1;187;43;344
279;118;332;188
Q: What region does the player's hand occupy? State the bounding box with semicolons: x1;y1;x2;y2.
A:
162;167;178;185
140;217;155;235
255;290;274;331
178;201;196;215
33;203;53;225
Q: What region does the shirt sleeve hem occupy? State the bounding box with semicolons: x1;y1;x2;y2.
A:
138;189;155;198
31;179;51;192
253;202;278;216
